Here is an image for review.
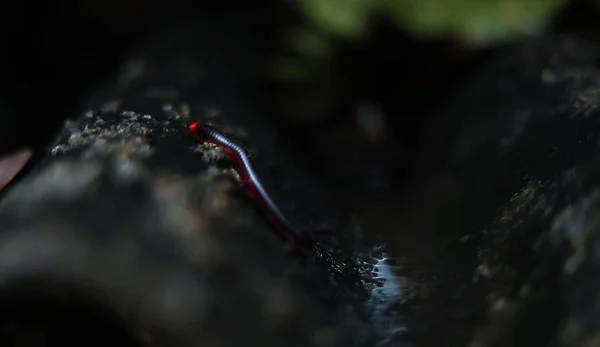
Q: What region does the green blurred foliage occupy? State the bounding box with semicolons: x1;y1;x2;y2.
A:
297;0;567;43
271;0;568;122
274;0;568;82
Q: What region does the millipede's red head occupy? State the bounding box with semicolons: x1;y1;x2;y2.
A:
188;121;200;136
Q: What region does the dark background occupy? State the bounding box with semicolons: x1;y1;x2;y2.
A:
0;0;598;202
0;1;600;346
0;0;591;152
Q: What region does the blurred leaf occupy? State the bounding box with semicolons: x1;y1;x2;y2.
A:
296;0;568;43
288;29;334;58
298;0;371;39
386;0;566;43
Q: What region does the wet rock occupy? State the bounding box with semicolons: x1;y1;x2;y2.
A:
401;36;600;347
0;107;346;346
11;28;600;347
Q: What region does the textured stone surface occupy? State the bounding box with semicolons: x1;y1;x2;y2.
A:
0;106;347;347
6;28;600;347
412;36;600;347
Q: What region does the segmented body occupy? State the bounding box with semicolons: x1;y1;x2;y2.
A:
189;121;315;252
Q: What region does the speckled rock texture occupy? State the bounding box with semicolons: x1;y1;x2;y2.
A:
5;28;600;347
406;36;600;347
0;106;353;347
0;31;365;347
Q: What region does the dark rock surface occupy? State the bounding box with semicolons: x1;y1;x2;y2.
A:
0;32;363;347
0;107;350;347
4;27;600;347
384;36;600;346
